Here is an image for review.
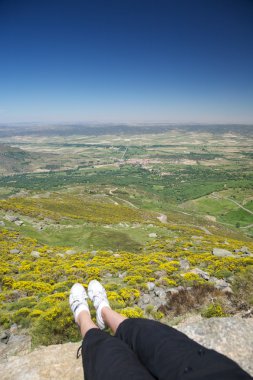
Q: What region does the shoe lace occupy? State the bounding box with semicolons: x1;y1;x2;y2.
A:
93;291;106;303
76;345;82;359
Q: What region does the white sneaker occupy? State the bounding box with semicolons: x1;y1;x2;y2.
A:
88;280;111;329
69;283;90;323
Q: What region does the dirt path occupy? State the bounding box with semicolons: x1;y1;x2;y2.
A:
211;193;253;216
108;187;139;209
225;198;253;215
109;187;118;195
114;196;139;209
241;223;253;229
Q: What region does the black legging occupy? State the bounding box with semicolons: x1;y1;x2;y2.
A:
82;318;252;380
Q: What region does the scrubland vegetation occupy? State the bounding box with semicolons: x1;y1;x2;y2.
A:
0;125;252;346
0;225;252;346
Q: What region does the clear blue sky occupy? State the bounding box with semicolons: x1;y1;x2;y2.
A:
0;0;253;124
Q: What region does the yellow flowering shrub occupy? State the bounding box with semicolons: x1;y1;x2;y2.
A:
120;307;144;318
31;301;80;346
1;225;253;346
12;281;53;295
181;273;205;285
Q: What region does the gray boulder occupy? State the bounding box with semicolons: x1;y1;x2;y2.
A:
212;248;234;257
31;251;40;259
65;249;76;255
234;246;251;255
190;268;210;281
9;249;20;254
209;277;231;290
14;220;24;226
154;287;167;300
142;294;152;305
147;282;156;291
5;215;19;222
138;287;168;310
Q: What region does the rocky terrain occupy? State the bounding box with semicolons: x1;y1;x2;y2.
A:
0;317;252;380
0;126;252;379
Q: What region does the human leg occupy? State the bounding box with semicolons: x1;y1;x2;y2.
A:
88;281;252;379
102;306;127;332
87;281;251;380
115;318;252;380
81;326;156;380
70;283;156;380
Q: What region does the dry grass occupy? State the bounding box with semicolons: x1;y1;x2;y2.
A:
159;284;231;316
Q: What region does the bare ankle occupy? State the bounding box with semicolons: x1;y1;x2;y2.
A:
101;306;110;321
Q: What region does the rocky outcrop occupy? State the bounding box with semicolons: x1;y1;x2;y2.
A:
177;317;253;376
0;342;83;380
0;317;252;379
0;334;31;361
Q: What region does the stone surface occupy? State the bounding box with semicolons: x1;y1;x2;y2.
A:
0;342;83;380
154;287;166;299
0;221;5;227
138;287;167;309
65;249;76;255
9;249;20;254
190;268;210;280
14;220;24;226
0;335;31;363
212;248;234;257
0;331;10;344
5;215;19;222
234;246;251;254
147;282;155;291
31;251;40;258
177;317;253;376
209;277;230;290
148;233;157;238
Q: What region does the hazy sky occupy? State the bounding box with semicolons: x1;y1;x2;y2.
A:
0;0;253;124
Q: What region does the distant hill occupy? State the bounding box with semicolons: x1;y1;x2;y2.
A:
0;123;252;138
0;144;32;175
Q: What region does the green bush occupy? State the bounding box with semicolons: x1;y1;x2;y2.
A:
13;307;31;327
201;303;227;318
6;296;37;311
213;269;232;279
31;300;80;346
232;266;253;309
0;311;11;329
